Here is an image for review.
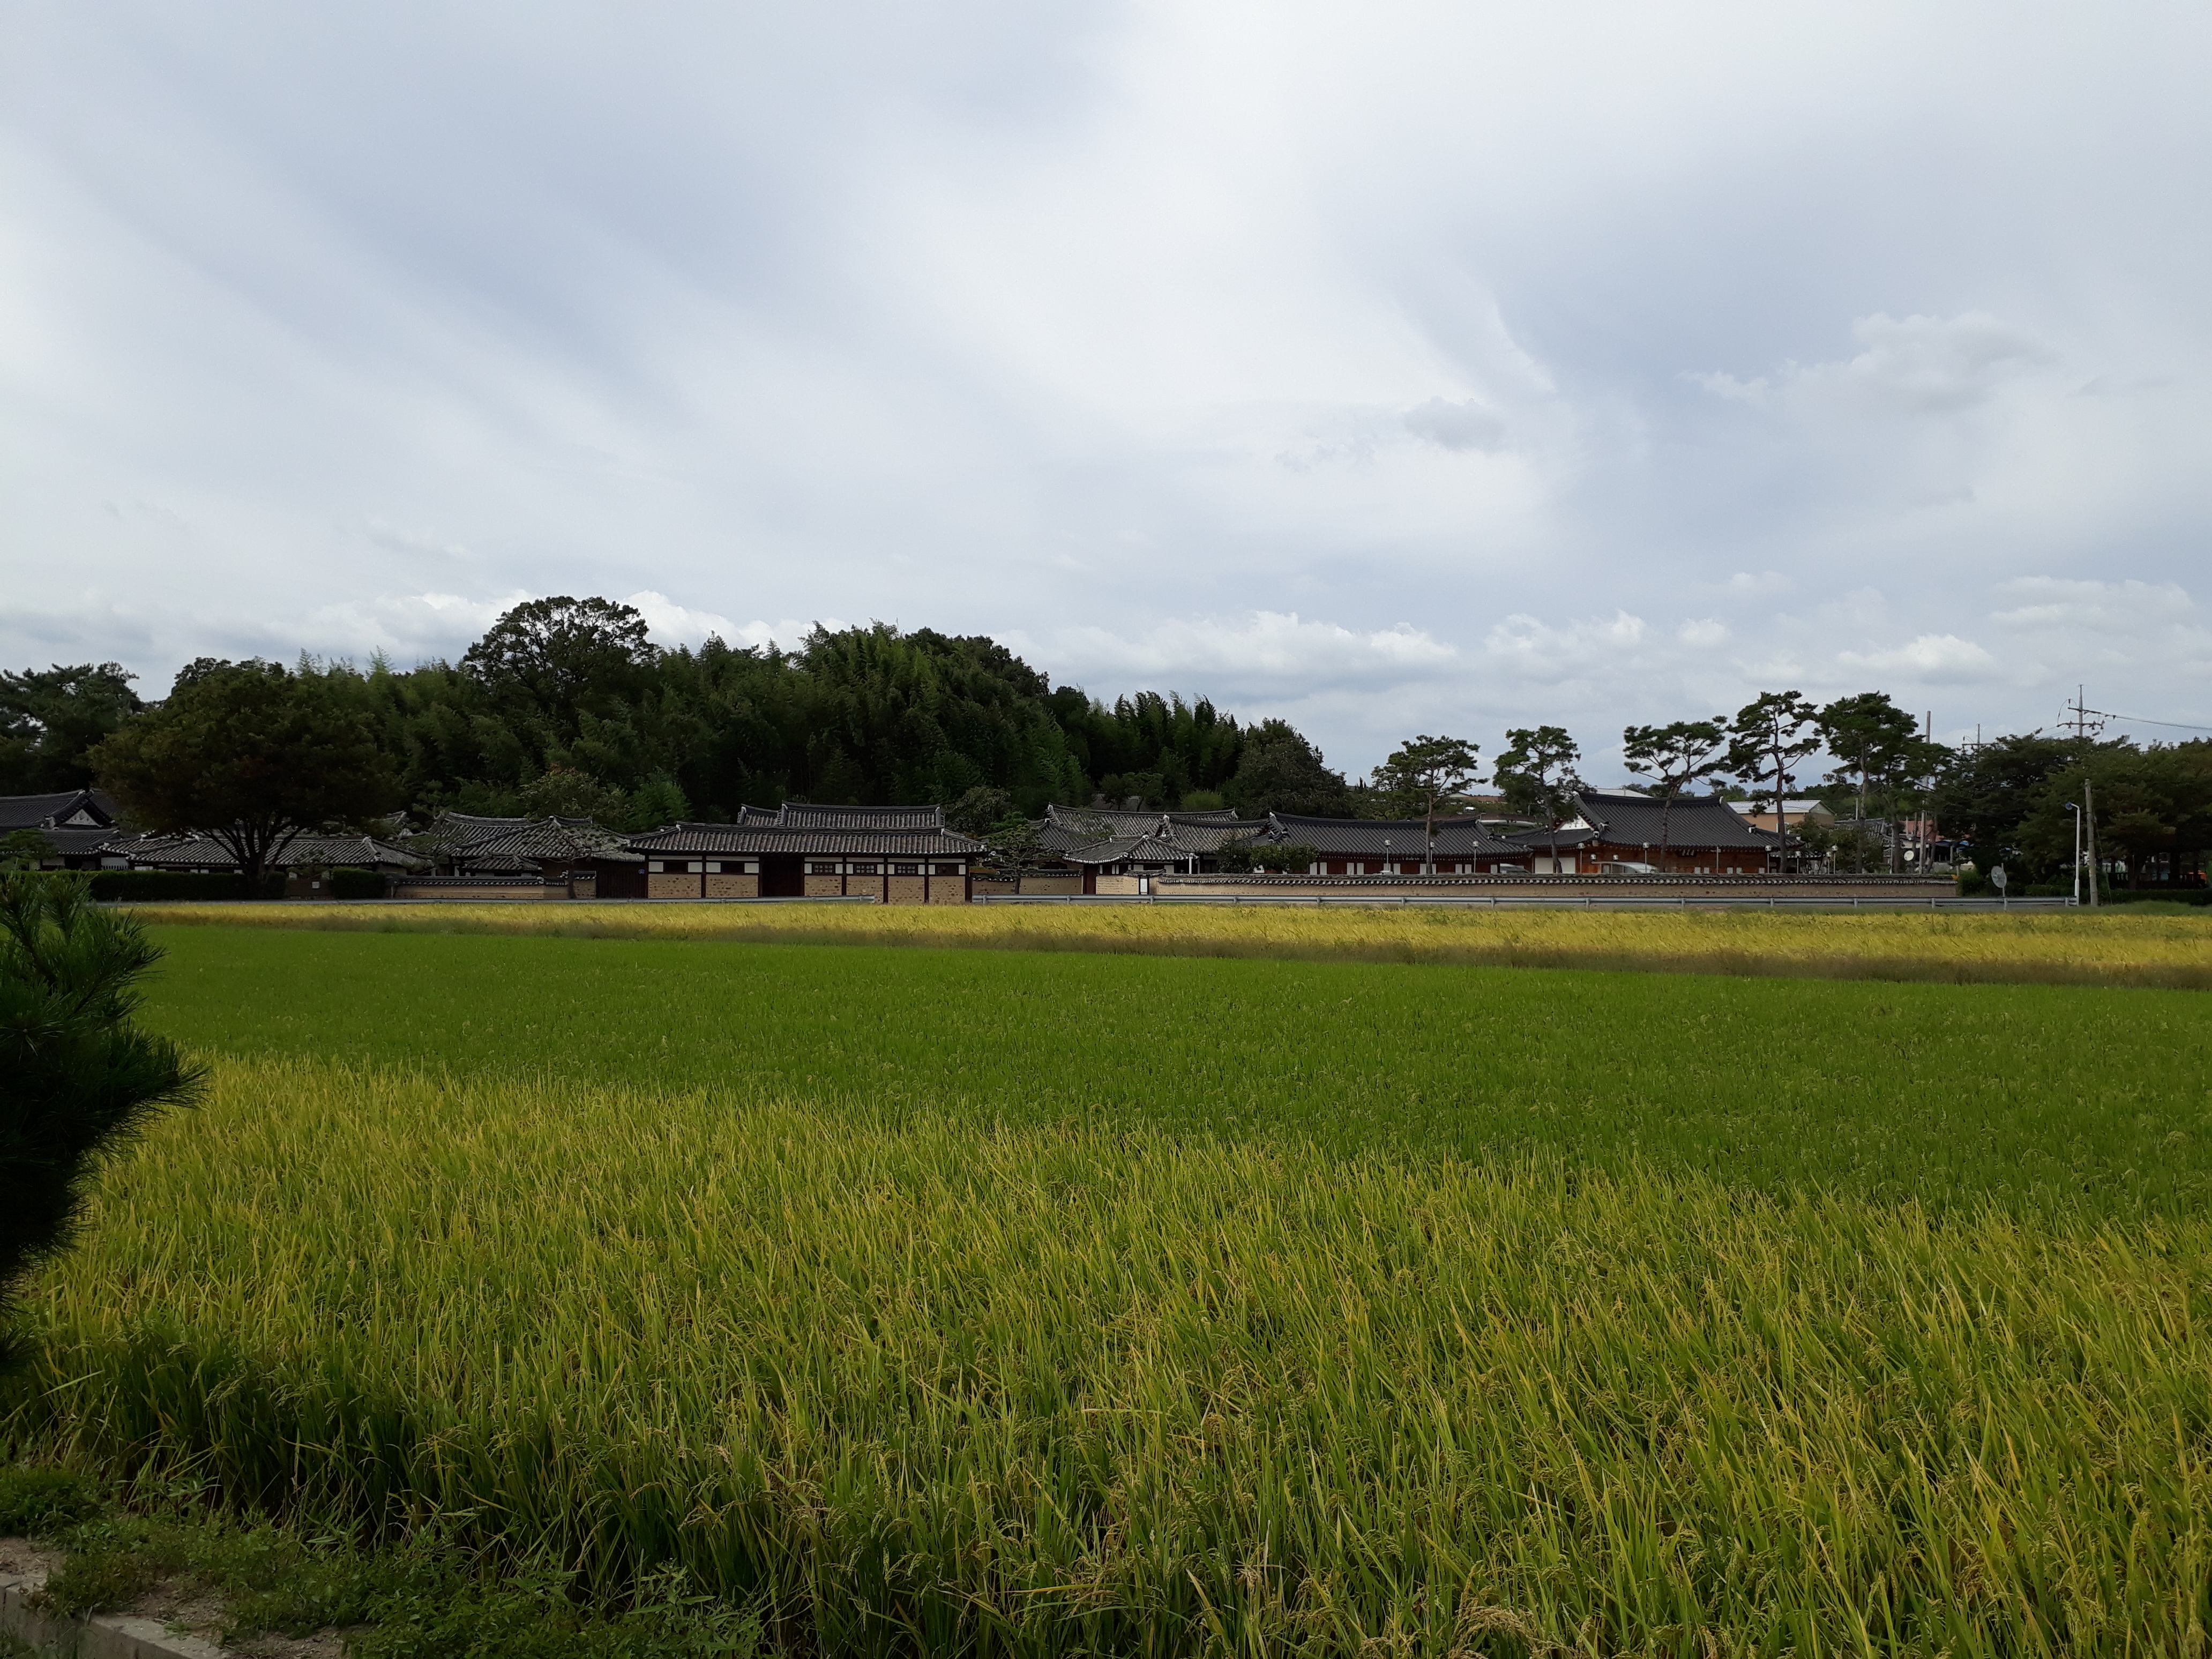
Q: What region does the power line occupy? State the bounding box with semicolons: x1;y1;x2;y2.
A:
2099;712;2212;733
2064;687;2212;737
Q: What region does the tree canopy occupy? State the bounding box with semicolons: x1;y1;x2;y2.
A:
0;663;144;795
89;658;400;880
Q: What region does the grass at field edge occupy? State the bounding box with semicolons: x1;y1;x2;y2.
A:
120;900;2212;989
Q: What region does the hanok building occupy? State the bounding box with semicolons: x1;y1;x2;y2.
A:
444;817;647;898
1267;813;1530;876
1504;790;1786;875
626;803;983;902
1030;805;1279;891
110;832;427;881
0;788;131;870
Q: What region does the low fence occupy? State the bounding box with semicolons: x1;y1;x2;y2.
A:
976;893;2072;910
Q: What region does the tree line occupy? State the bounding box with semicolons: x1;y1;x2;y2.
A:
3;595;2205;886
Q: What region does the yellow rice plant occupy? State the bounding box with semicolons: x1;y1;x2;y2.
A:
15;1053;2212;1654
131;899;2212;988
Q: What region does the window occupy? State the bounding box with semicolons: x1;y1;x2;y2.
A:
932;863;962;876
648;861;665;873
893;863;921;875
851;863;879;875
808;863;838;876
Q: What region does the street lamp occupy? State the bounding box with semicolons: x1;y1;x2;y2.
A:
1382;835;1391;878
2066;802;2082;907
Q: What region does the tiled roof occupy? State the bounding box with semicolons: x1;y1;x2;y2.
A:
1500;825;1601;849
34;825;123;856
466;819;644;864
627;821;984;856
419;812;536;847
769;803;946;830
1163;817;1275;853
1552;790;1783;851
1037;805;1274;856
0;788;118;831
114;833;427;871
1268;813;1527;856
1059;833;1198;868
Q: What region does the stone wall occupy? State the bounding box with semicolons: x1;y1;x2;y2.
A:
1156;874;1955;900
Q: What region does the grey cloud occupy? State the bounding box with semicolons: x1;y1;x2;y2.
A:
1401;398;1505;452
5;4;2211;768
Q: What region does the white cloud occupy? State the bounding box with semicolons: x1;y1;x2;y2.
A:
1677;618;1729;647
1723;572;1793;596
1699;312;2059;416
1990;577;2194;632
1037;610;1457;694
1834;633;1999;681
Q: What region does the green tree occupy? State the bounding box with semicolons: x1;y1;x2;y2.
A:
2013;740;2212;890
981;812;1048;878
1620;718;1727;862
0;874;206;1370
1495;726;1583;871
1726;692;1823;870
89;659;399;884
1371;735;1482;872
946;787;1014;838
0;829;51;871
516;766;630;823
0;663;145;796
461;597;659;724
1928;732;2088;876
623;774;692;832
1227;720;1354;817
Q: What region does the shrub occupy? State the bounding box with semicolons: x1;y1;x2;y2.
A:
87;870;283;903
0;1467;101;1534
326;868;388;901
0;873;206;1371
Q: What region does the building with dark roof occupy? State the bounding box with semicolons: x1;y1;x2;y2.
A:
626;803;982;902
1268;813;1529;875
110;832;427;877
461;819;647;897
1503;790;1786;874
1029;804;1276;888
0;788;131;869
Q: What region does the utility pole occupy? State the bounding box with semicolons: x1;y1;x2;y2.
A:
2067;801;2082;906
2064;685;2111;744
2083;776;2099;908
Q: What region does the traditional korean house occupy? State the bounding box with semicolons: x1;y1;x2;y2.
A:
113;832;427;880
0;788;131;869
1503;790;1786;875
450;817;647;898
1266;813;1529;875
626;803;983;902
1029;804;1279;890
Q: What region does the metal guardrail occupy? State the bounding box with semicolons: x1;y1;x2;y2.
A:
974;894;2075;910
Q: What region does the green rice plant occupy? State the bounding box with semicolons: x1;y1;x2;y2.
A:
12;1053;2212;1656
126;898;2212;989
139;926;2212;1219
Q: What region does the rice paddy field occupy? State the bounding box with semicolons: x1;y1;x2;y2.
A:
128;896;2212;989
11;912;2212;1655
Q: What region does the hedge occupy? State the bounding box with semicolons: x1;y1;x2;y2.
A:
87;870;286;902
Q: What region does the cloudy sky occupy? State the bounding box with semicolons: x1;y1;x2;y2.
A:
5;2;2209;776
